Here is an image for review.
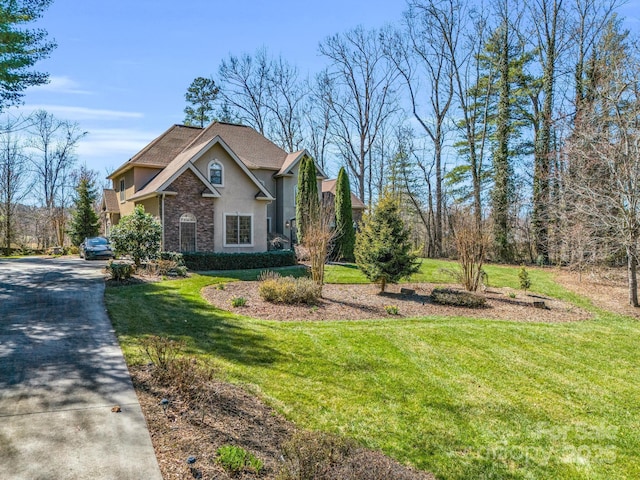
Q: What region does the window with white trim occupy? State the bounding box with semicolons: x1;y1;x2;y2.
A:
225;214;252;246
180;213;197;252
208;161;223;186
119;178;125;201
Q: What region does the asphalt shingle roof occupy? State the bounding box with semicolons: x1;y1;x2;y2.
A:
101;189;119;213
108;124;203;178
322;179;366;210
182;122;289;170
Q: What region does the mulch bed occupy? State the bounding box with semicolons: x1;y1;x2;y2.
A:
131;364;294;479
131;364;435;480
202;281;591;323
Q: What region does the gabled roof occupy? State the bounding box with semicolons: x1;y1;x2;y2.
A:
129;135;275;202
110;121;315;203
276;149;328;179
101;189;119;213
322;179;366;210
182;122;290;170
108;124;203;179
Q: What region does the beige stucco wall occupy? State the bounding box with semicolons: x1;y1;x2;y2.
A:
116;170;136;216
252;169;277;231
281;174;296;234
133;167;161;193
113;167;161;217
136;196;160;218
193;144;269;252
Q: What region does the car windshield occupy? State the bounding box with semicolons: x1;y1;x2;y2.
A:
87;238;108;246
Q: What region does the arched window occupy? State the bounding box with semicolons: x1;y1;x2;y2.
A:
180;213;197;252
208;161;223;186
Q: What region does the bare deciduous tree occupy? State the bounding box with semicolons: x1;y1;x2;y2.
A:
305;201;338;289
217;49;306;152
218;49;270;134
382;2;456;257
0;116;31;254
528;0;568;264
265;57;306;152
304;72;333;172
571;0;622;120
449;207;490;292
319;26;399;206
29;110;86;247
565;24;640;305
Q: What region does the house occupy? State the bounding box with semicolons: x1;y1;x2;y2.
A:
321;179;366;225
101;122;328;253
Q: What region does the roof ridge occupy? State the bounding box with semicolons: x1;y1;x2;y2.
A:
129;124;185;162
173;123;205;130
108;124;203;179
180;122;221;152
179;121;290;159
216;121;249;128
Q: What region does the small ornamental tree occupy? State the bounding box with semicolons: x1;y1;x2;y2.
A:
449;208;490;292
306;201;337;288
519;266;531;294
109;205;161;266
334;167;355;261
68;177;100;246
295;156;319;245
355;191;420;292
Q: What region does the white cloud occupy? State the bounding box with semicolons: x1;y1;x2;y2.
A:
29;76;93;95
77;128;156;158
22;104;144;121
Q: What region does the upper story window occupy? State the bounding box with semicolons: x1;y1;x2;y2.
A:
208;161;223;186
119;178;125;201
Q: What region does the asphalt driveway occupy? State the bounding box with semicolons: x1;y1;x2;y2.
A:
0;256;162;480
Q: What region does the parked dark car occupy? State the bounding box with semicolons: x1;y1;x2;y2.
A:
80;237;114;260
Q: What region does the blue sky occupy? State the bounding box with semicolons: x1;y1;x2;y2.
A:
12;0;640;179
16;0;407;177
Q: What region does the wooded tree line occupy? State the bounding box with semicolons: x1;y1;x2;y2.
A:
0;111;87;253
185;0;640;298
0;1;95;253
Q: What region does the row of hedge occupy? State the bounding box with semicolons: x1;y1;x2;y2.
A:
182;250;296;271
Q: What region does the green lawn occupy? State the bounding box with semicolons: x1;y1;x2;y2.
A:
106;261;640;479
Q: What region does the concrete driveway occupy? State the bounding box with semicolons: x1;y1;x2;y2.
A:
0;256;162;480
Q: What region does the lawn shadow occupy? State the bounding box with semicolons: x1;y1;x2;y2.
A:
378;291;432;305
199;265;308;281
107;281;283;368
327;262;359;269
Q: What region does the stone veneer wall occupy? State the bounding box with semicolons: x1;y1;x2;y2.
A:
163;169;215;252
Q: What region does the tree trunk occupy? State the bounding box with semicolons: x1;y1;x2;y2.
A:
628;246;638;307
379;276;387;293
434;136;443;257
492;16;513;263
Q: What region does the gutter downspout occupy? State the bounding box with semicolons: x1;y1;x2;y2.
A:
161;194;165;251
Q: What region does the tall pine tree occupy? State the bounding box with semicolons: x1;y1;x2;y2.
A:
69;177;100;246
334;167;355;261
184;76;219;127
449;19;534;263
0;0;56;111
